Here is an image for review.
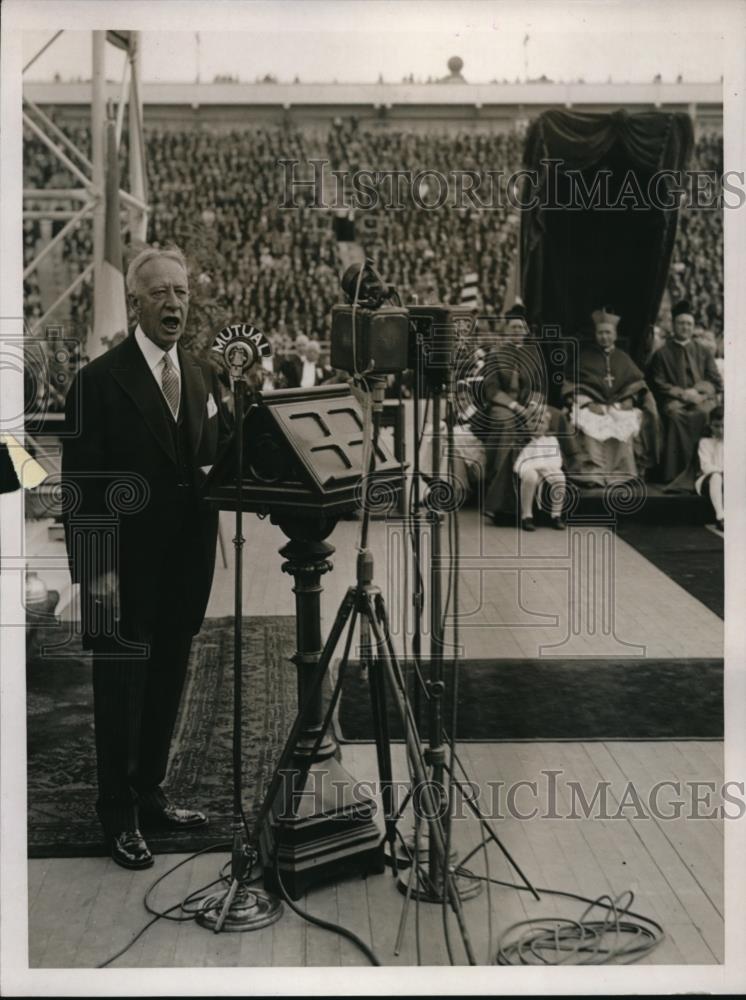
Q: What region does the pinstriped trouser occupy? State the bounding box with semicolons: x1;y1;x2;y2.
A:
91;625;193;835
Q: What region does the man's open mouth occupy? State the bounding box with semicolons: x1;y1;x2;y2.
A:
161;316;180;333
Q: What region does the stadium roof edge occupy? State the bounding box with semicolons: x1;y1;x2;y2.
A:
23;80;723;107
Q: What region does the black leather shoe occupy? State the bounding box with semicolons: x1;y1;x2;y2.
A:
551;516;567;530
521;517;536;532
110;829;153;870
140;802;208;830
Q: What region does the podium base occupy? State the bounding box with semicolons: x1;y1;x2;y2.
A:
260;757;386;899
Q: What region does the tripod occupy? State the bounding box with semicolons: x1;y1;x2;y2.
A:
398;318;539;908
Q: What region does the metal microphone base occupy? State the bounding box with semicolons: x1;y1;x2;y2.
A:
396;830;482;903
384;816;426;872
196;881;283;933
397;864;482;904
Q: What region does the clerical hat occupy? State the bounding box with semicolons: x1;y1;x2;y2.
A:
672;299;694;320
504;301;527;321
591;306;620;328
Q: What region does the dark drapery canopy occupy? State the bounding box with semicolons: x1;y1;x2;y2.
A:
520;109;694;383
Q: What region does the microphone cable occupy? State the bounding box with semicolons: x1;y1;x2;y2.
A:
457;875;665;965
272;856;381;966
96;840;240;967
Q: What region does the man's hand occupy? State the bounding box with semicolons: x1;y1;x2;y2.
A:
90;571;120;618
681;387;703;405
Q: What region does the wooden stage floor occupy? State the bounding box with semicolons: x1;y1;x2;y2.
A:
34;496;723;661
26;509;724;968
29;739;724;968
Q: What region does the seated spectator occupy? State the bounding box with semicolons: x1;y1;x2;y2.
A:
305;340;335;385
281;339;333;388
279;333;309;388
648;298;723;486
22;120;722;426
695;405;724;532
513;408;567;532
563;308;660;487
473;303;578;521
420;411;486;505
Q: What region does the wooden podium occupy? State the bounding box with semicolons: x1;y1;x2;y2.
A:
204;385;402;898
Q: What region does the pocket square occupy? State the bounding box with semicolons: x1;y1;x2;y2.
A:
206;393;218;418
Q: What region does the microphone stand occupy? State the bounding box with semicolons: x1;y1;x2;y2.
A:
398;341;481;903
197;366;282;933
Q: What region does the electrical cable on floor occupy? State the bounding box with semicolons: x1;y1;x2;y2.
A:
96;839;256;967
453;871;665;965
97;911;171;969
273;857;381;966
142;841;234;922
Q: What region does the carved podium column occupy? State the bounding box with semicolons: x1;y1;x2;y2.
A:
261;514;385;900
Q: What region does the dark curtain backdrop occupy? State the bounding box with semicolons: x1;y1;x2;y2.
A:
520;109;694;387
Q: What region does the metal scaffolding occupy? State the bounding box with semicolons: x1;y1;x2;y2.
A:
23;30;149;355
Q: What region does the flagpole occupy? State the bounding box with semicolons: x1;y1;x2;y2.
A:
128;31;148;242
91;31;106;359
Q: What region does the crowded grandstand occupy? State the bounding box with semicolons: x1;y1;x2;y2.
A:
23;118;723;360
21;111;724;505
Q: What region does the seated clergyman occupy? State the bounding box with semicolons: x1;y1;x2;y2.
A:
563;308;660;487
648;298;723;486
476;302;578;521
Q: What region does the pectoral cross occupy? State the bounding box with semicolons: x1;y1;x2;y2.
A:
604;356;615;388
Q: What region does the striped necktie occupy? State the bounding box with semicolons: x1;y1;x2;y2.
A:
160;353;180;419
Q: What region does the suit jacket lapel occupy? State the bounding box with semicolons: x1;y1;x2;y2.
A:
110;336;177;465
179;346;207;457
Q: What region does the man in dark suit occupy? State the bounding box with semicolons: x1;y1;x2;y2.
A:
278;332;308;389
62;246;230;869
279;339;333;389
648;299;722;485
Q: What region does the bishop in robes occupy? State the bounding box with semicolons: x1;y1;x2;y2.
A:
648;299;722;486
475;303;578;520
563;308;660;487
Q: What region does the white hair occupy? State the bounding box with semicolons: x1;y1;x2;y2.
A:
126;246;188;297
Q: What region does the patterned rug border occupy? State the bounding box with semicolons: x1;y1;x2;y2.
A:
27;615;297;859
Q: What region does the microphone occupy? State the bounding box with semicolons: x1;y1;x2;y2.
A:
211;323;272;384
